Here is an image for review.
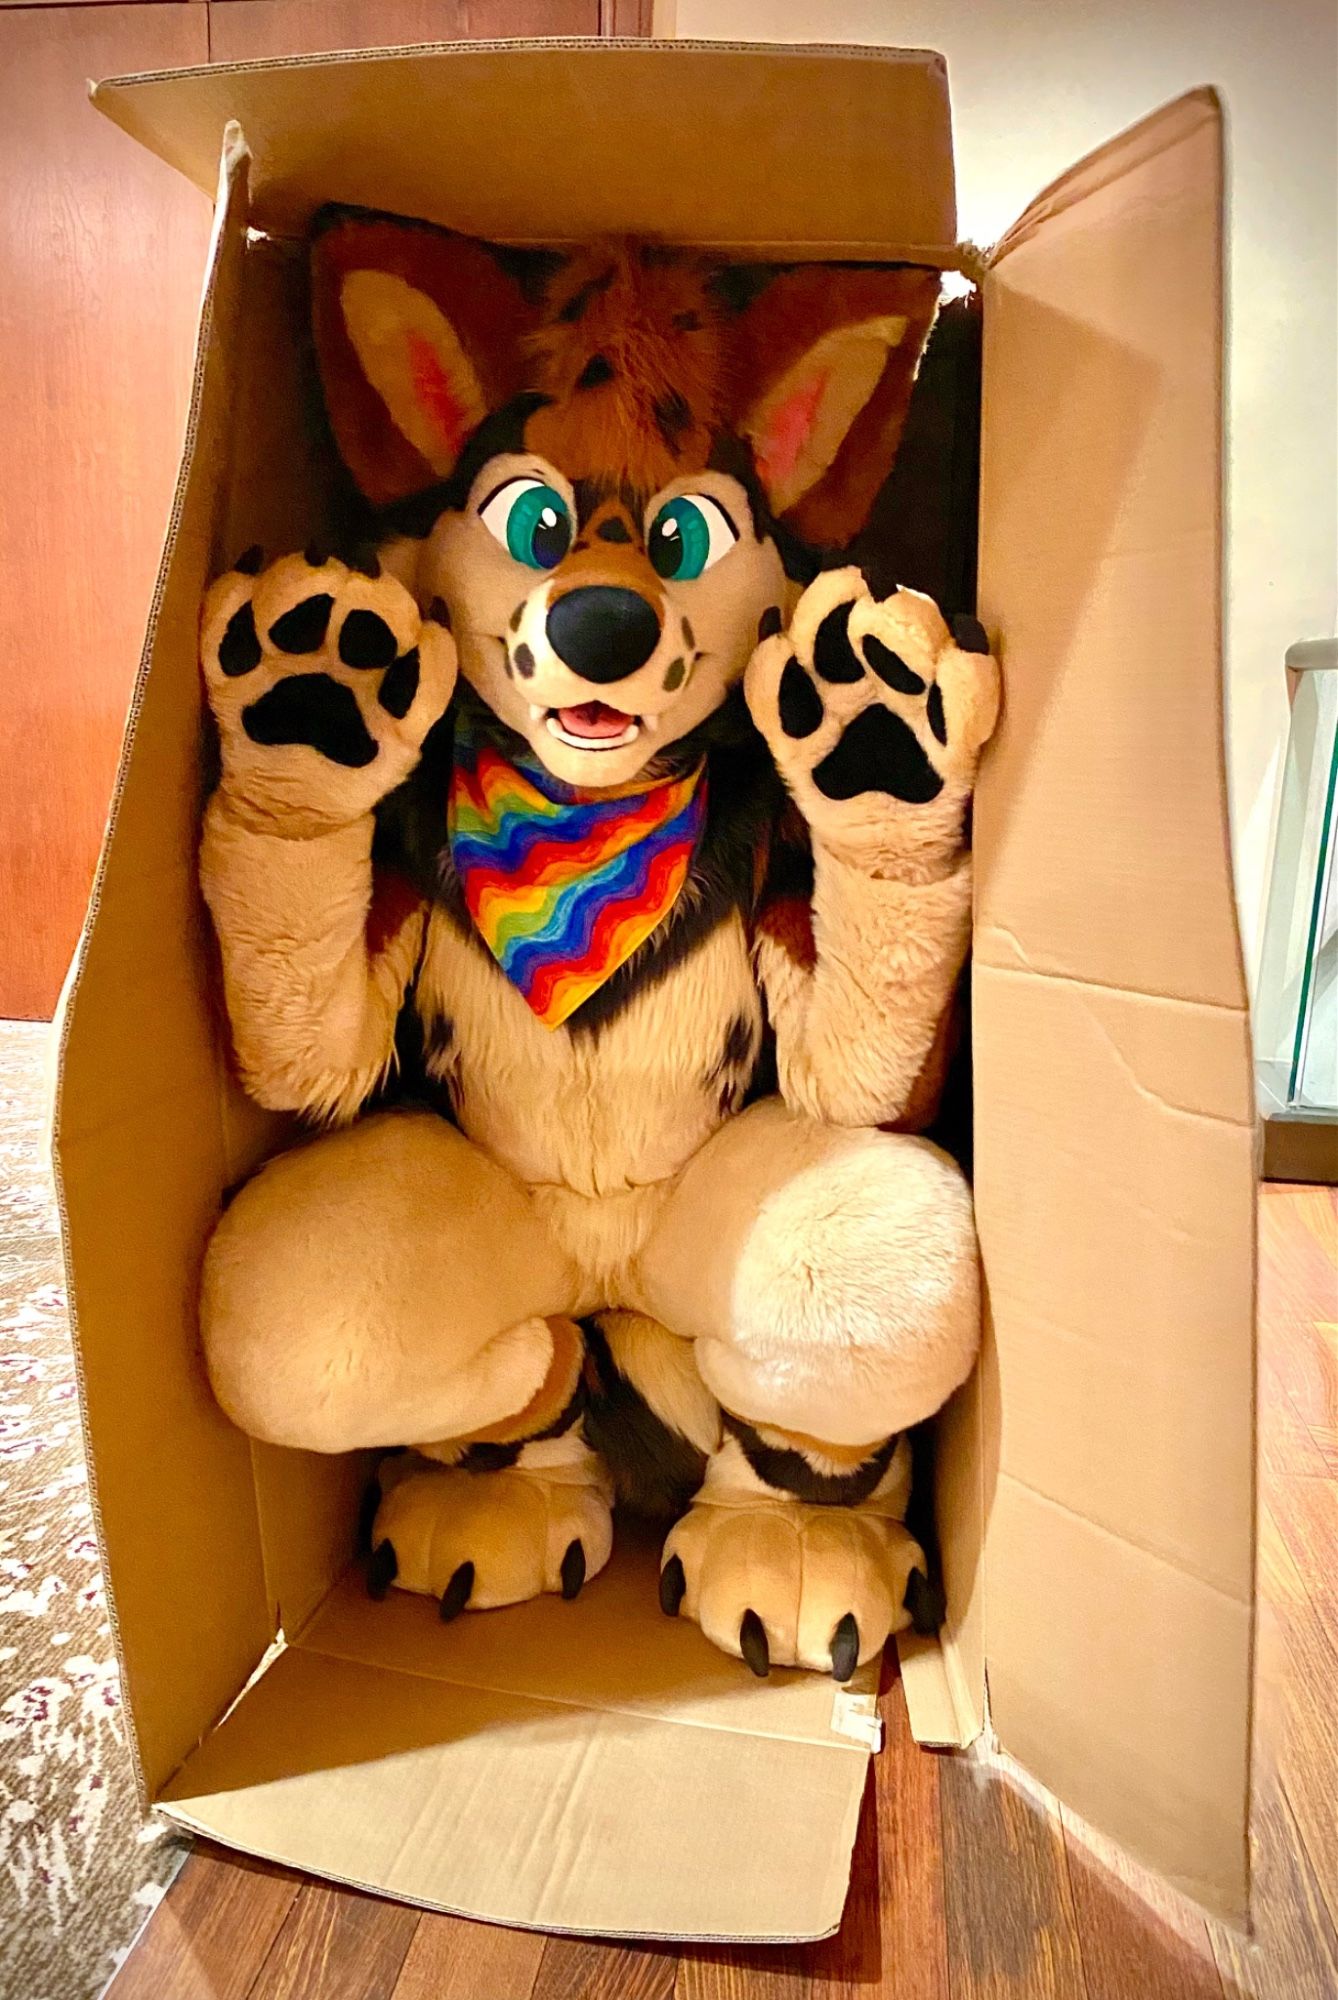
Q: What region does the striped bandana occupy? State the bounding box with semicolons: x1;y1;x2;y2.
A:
448;715;707;1029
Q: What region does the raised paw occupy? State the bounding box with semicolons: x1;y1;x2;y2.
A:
366;1440;614;1615
659;1484;926;1680
746;568;999;862
201;548;457;832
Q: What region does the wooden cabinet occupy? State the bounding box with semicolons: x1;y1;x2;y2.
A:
0;0;605;1019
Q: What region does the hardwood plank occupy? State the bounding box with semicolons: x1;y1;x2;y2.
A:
939;1749;1089;2000
674;1943;809;1999
1267;1471;1338;1667
390;1911;544;2000
804;1668;949;2000
108;1847;302;2000
535;1934;677;2000
1211;1771;1338;2000
1060;1808;1224;2000
1258;1185;1338;1472
248;1879;419;2000
1256;1505;1338;1929
0;2;211;1017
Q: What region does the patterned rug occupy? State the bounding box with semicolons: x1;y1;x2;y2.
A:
0;1022;185;2000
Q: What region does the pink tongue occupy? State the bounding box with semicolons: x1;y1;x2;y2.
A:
557;702;633;740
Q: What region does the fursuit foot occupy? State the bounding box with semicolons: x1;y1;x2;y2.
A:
658;1436;931;1681
367;1438;615;1617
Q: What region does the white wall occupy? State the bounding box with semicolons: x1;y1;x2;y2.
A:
674;0;1338;979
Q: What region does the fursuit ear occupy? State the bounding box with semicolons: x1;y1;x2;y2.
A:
310;208;549;507
725;264;941;548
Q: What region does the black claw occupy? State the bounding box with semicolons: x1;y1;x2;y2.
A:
304;542;332;568
233;544;264;575
367;1538;397;1601
830;1612;860;1683
739;1609;770;1678
348;546;382;578
951;612;990;656
659;1553;686;1617
904;1566;947;1635
439;1560;475;1623
560;1539;586;1601
354;1476;382;1557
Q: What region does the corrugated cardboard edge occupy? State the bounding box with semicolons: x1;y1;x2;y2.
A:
48;124;257;1814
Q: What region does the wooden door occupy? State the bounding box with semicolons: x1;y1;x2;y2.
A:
0;0;606;1021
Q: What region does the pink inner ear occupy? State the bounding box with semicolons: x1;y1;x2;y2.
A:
407;331;471;464
755;369;829;494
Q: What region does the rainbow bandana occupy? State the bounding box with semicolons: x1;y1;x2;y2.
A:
448;716;707;1029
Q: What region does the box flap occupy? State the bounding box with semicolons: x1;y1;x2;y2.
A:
90;39;957;260
975;91;1256;1916
51;134;282;1802
159;1535;873;1941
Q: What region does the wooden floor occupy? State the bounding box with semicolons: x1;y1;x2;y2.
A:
109;1184;1338;2000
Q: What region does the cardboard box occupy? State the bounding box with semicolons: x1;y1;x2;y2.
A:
53;41;1257;1940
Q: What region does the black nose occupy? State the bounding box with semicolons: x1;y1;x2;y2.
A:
546;587;661;684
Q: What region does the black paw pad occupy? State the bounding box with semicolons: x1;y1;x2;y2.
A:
778;656;824;739
439;1561;475;1624
269;593;334;655
367;1539;397;1601
243;673;378;768
926;682;947;745
218;601;262;677
812;600;864;683
233;545;264;576
739;1609;770;1678
560;1539;587;1601
757;605;783;643
813;706;944;804
951;613;990;656
659;1554;686;1617
830;1612;860;1683
338;609;399;671
904;1567;947;1635
861;633;925;695
378;648;420;720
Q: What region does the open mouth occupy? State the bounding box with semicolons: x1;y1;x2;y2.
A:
531;700;658;751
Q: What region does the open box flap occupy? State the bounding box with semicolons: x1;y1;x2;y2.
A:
974;90;1256;1916
50;133;283;1805
89;38;959;261
159;1532;876;1941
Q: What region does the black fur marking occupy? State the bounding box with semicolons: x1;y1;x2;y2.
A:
459;1440;521;1473
423;1012;455;1061
596;516;632;543
304;543;331;568
339;608;399;670
367;1539;397;1600
659;1554;687;1616
639;242;679;268
243;674;378;768
862;633;925;695
682;618;696;651
653;389;693;454
812;706;943;804
577;352;615;390
507;603;522;633
904;1566;947;1635
662;657;687;692
672;309;702;333
560;1540;586;1600
428;596;452;630
740;1610;770;1678
830;1613;860;1683
233;544;264;576
381;394;552;541
218;601;262;677
269;593;334;655
558;265;616;323
725;1414;901;1508
952;613;990;656
926;681;948;745
378;648;419;720
757;605;783;642
439;1561;474;1623
812;600;864;683
581;1318;708;1519
778;656;824;739
512;642;536;680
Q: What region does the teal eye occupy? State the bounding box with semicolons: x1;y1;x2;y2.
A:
480;478;572;569
648;494;738;581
